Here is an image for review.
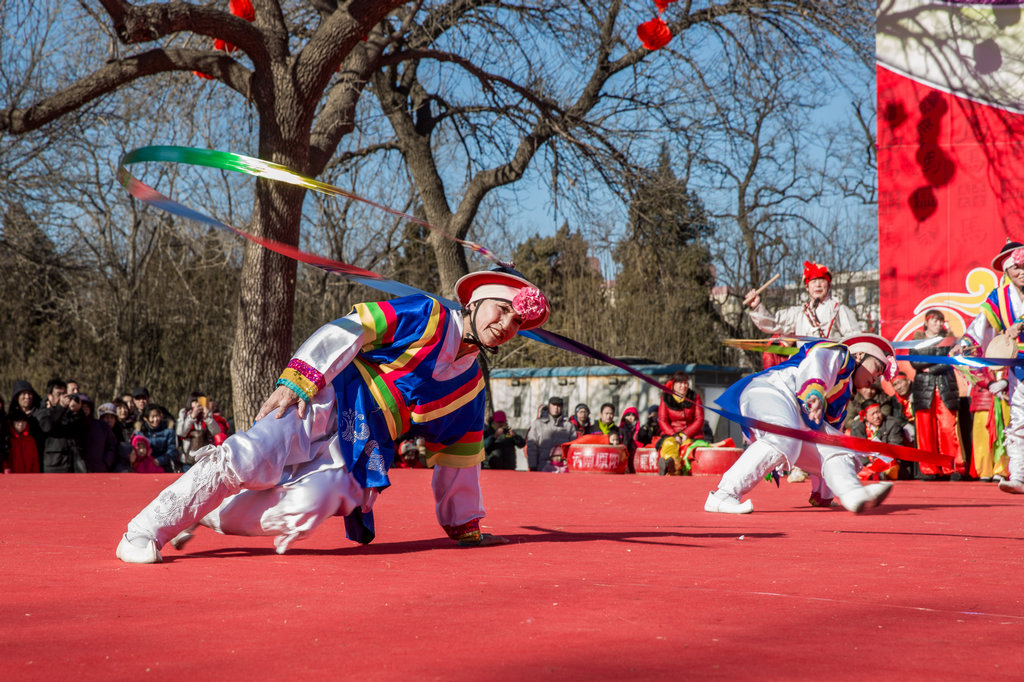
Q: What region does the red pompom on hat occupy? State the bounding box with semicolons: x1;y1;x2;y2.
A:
803;260;831;284
454;268;550;330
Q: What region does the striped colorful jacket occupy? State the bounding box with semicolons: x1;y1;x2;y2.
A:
964;282;1024;381
277;295;486;469
716;340;856;433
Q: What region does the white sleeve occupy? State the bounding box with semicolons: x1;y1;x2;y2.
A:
962;311;995;352
835;304;863;337
794;345;848;407
277;311;365;401
748;304;799;335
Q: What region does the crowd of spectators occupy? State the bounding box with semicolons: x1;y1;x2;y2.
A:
0;378;232;475
515;371;714;474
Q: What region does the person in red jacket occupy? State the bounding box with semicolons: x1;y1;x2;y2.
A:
659;371;705;439
4;409;40;473
656;371;707;475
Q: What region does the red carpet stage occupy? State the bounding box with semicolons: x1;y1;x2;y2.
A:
2;471;1022;681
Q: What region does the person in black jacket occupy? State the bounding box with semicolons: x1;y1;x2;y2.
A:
483;410;525;470
36;379;89;473
911;309;965;480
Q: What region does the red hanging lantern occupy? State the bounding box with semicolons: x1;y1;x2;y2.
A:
195;0;255;77
637;17;672;50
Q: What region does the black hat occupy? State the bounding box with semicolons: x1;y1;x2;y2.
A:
548;396;564;406
574;403;589;413
991;240;1024;272
132;386;150;399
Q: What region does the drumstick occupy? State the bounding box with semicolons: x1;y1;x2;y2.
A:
743;273;780;307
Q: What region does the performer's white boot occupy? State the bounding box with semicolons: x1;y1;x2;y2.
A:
117;445;243;563
822;456;892;513
704;491;753;514
705;441;787;514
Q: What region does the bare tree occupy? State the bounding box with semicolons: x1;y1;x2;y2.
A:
1;0;872;425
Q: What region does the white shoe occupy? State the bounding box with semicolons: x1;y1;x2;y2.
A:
704;491;754;514
839;482;893;513
998;479;1024;494
170;525;197;551
115;533;162;564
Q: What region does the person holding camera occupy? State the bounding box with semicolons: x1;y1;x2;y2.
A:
36;379;89;473
176;392;223;472
483;410;524;470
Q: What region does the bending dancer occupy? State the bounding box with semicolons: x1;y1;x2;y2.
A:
116;267;549;563
704;333;898;514
952;240;1024;494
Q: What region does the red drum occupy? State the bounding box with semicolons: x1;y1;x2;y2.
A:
633;447;659;474
690;447;743;475
566;443;629;474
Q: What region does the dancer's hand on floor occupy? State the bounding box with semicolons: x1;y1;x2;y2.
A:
255;385;309;421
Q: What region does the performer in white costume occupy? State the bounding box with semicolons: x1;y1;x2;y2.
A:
952;240;1024;494
705;333;899;514
116;267;549;563
745;260;863;341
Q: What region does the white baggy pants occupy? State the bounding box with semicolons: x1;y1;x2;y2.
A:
715;382;864;501
125;385;483;549
1002;376;1024;483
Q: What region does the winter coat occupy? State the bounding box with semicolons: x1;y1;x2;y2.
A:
910;334;959;412
849;415;905;447
83;417;117;472
658;388;704;439
4;422;40;473
9;379;44;464
526;408;577;470
137;419;179;471
36;404;89;473
483;425;525;470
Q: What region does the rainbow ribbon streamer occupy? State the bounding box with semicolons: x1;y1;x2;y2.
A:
117;145;952;465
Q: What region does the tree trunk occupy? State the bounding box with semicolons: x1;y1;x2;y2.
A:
230;177;305;430
430;229;470;300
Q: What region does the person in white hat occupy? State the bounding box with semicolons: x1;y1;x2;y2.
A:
116;267;549;563
705;333;899;514
952;240;1024;493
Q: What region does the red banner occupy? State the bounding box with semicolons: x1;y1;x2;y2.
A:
877;2;1024;341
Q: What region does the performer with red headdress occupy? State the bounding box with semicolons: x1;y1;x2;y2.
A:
116;267;549;563
952;240;1024;494
704;333;899;514
745;261;863;342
